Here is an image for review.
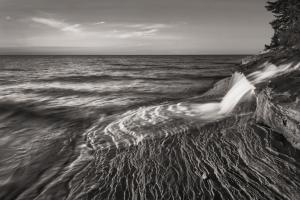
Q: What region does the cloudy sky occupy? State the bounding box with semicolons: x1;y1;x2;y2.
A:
0;0;273;55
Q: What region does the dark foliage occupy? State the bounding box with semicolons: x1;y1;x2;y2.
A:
265;0;300;49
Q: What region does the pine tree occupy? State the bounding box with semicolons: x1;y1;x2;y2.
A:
265;0;300;49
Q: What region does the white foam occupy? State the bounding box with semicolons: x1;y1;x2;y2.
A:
171;72;255;120
248;62;299;84
172;61;300;120
219;72;255;114
96;62;300;148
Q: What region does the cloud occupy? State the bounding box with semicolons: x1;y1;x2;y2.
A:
29;18;174;40
5;16;11;20
61;24;81;33
94;21;105;25
31;17;81;33
117;29;158;39
126;23;170;30
101;23;171;39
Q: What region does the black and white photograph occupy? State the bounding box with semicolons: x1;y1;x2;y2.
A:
0;0;299;199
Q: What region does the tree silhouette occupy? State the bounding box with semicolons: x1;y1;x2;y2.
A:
265;0;300;49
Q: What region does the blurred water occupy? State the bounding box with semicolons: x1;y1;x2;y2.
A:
0;55;242;123
0;55;298;200
0;55;242;147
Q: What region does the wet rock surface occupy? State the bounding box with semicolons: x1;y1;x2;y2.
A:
255;69;300;149
11;114;298;200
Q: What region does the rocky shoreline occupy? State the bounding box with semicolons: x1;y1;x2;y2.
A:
208;48;300;149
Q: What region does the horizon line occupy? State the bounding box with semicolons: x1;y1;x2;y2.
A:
0;54;252;56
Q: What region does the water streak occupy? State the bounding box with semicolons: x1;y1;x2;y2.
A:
248;62;300;84
101;62;300;147
172;72;255;120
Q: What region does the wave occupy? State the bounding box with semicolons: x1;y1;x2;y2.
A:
86;73;255;149
87;61;300;149
248;61;300;84
33;74;226;84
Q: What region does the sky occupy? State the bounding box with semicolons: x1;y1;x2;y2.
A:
0;0;274;55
